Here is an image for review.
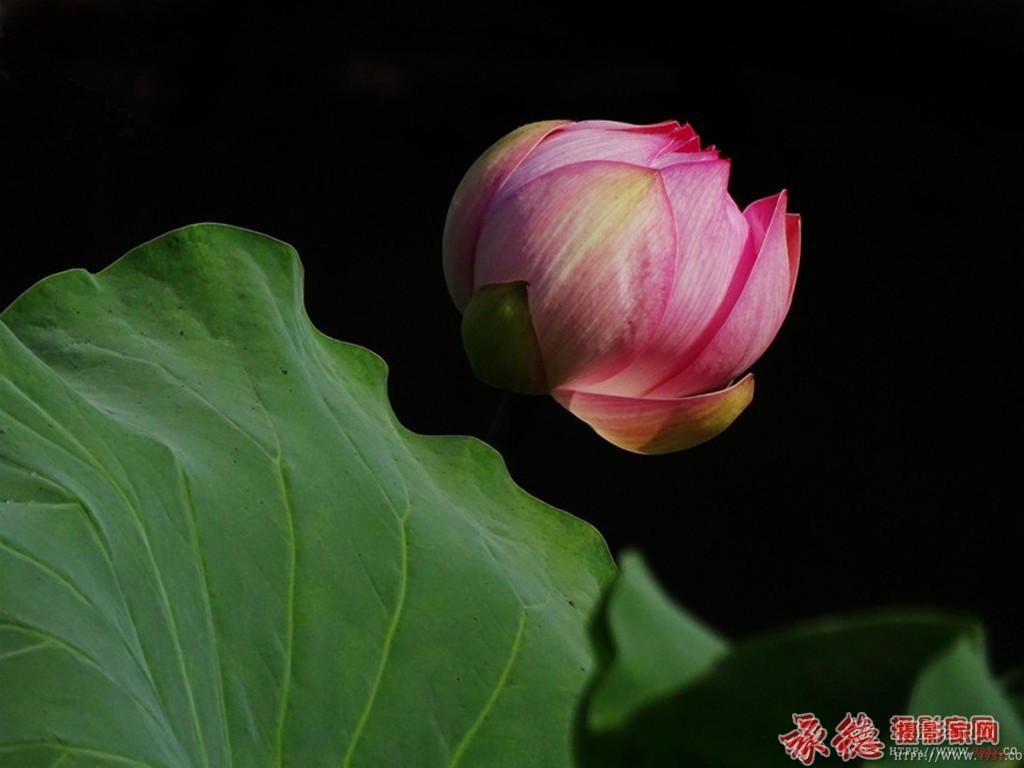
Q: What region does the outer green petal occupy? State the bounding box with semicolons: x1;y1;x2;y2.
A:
460;281;548;394
442;120;569;310
553;374;754;454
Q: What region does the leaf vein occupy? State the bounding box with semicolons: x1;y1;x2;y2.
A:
2;363;208;766
0;622;182;753
179;470;233;767
0;740;159;767
448;610;528;767
340;512;409;768
271;456;297;767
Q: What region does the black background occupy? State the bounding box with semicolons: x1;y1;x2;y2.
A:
2;1;1021;670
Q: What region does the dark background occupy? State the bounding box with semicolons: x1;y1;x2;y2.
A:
2;1;1021;669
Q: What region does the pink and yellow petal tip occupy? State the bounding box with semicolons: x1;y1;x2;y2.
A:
554;374;755;455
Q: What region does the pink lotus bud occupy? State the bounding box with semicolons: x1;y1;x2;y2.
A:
443;119;800;454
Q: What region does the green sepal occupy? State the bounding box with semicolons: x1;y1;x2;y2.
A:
461;281;549;394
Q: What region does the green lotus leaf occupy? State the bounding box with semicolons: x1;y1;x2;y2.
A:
0;224;616;767
580;552;1023;767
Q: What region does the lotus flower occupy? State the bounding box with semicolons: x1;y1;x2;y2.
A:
443;119;800;454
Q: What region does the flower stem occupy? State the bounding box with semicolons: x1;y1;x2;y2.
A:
484;391;537;463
